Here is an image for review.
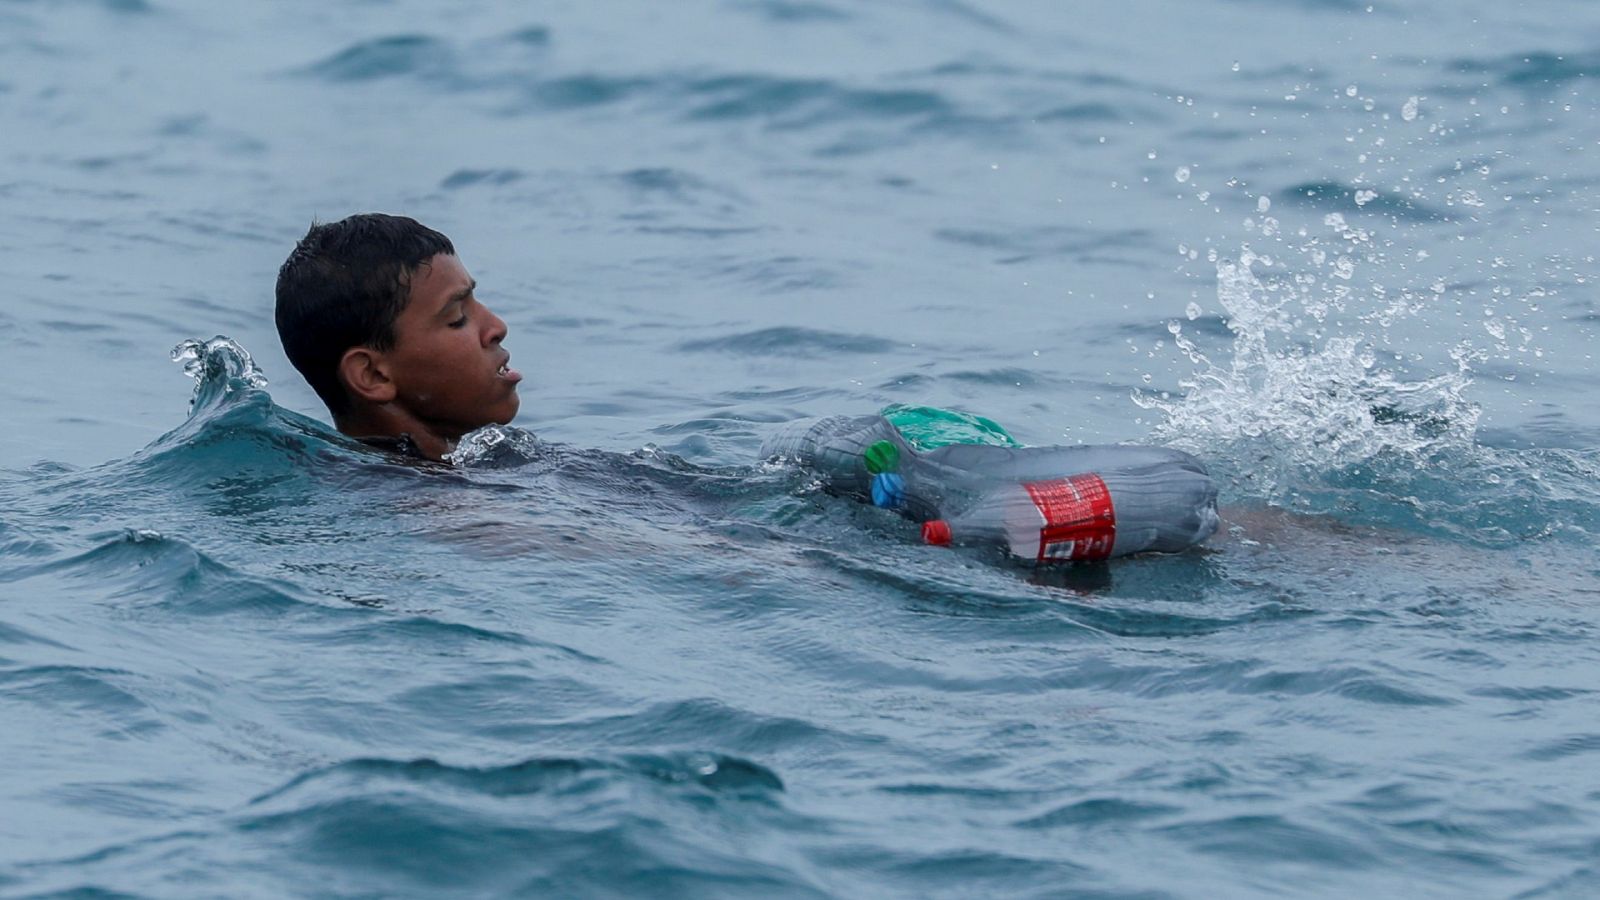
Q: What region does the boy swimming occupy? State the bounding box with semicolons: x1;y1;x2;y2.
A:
275;213;522;461
275;212;1218;560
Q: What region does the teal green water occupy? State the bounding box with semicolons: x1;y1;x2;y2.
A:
4;2;1600;897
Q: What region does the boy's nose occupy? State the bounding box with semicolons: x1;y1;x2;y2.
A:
483;307;508;346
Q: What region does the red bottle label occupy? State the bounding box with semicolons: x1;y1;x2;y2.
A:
1023;474;1116;562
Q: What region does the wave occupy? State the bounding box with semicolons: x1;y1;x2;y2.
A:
1450;49;1600;92
679;326;896;356
17;754;805;899
224;754;803;896
17;0;154;13
2;528;334;620
0;663;155;719
524;73;645;110
250;753;783;806
934;224;1155;265
439;167;525;190
297;34;454;83
1283;180;1452;222
731;0;852;23
285;31;1181;155
681;74;950;123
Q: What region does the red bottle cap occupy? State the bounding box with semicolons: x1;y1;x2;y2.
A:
922;520;952;546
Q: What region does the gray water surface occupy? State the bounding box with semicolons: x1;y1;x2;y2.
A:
4;1;1600;897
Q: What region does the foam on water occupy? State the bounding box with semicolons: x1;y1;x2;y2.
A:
1128;64;1600;550
1128;216;1600;546
445;424;547;468
1136;237;1480;500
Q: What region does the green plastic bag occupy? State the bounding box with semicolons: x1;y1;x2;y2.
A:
880;404;1020;450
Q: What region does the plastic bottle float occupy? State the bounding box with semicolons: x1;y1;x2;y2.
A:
761;412;1220;562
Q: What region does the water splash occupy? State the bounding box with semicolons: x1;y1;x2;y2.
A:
170;336;269;414
1136;242;1480;503
445;424;545;468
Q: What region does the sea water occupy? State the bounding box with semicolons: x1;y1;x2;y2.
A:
3;1;1600;897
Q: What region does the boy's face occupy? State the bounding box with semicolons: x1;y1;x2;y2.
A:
380;253;522;437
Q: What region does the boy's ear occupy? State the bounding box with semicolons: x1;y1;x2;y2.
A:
338;347;397;405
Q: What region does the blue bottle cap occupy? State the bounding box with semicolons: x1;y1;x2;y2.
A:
871;472;906;509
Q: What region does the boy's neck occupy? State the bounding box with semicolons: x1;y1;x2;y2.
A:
336;406;454;461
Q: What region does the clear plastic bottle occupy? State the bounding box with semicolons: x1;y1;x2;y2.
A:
921;467;1218;562
763;415;1219;561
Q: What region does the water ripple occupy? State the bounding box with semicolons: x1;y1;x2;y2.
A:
299;35;452;82
4;530;326;619
0;664;156;724
1451;49;1600;92
1520;733;1600;762
679;326;896;356
1282;180;1452;222
1016;797;1181;830
731;0;852;23
1157;813;1380;866
214;754;809;897
683;74;951;124
250;754;784;806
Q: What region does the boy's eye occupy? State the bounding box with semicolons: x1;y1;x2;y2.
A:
448;314;468;329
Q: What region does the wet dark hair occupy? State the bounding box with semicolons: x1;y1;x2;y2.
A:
274;213;455;415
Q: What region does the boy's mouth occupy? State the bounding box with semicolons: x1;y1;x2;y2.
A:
496;360;523;384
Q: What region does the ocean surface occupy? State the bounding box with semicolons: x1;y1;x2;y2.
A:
4;1;1600;896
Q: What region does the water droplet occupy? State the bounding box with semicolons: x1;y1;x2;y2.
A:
1175;166;1191;183
1401;96;1420;121
1186;302;1202;320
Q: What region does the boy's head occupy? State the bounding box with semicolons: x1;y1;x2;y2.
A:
275;213;521;457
